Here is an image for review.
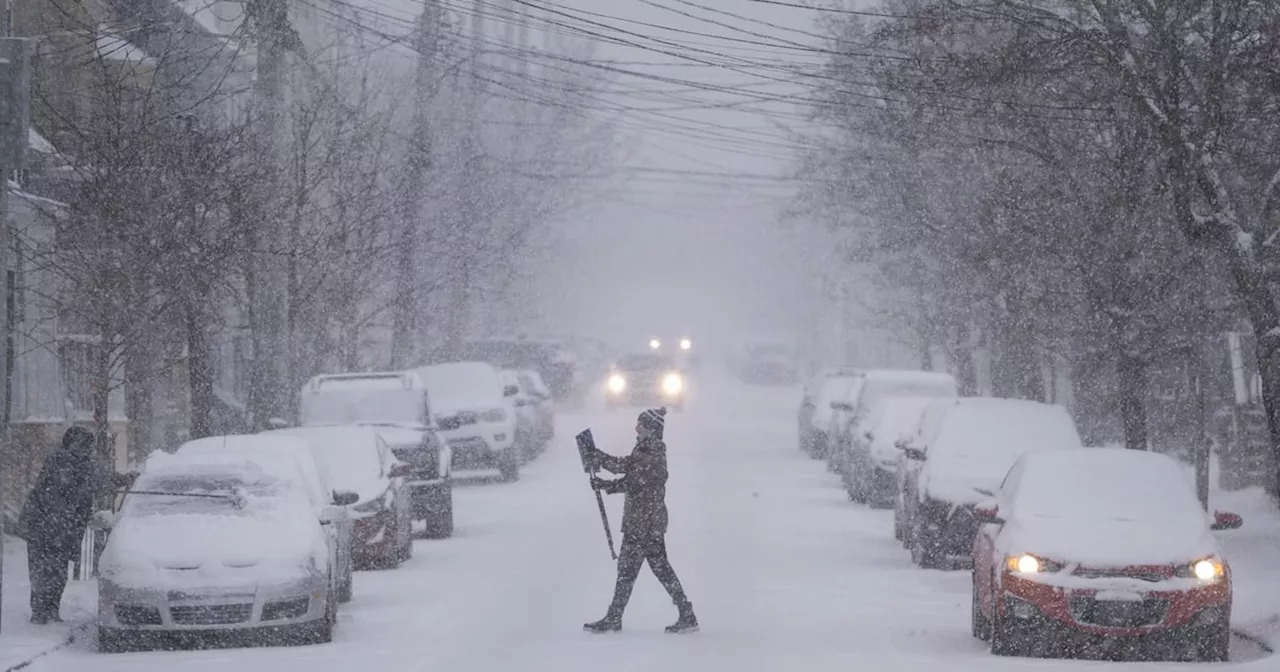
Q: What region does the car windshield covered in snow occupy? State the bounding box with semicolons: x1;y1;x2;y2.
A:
856;371;957;422
125;472;269;516
264;426;387;503
616;354;676;371
1010;448;1205;523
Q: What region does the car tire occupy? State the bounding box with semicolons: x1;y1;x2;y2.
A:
498;448;521;482
303;594;336;645
337;573;353;603
971;574;992;641
910;517;944;569
421;484;454;539
1197;623;1230;662
98;628;137;653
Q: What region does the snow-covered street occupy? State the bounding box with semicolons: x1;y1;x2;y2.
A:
8;373;1275;671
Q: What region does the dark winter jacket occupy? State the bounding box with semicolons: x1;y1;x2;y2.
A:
596;437;669;537
18;428;118;556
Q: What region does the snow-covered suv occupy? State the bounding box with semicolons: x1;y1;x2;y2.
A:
416;362;521;482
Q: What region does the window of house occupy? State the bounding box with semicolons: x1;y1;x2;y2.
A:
58;338;97;415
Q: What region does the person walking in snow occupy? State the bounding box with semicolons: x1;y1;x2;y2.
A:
583;407;698;634
17;427;132;624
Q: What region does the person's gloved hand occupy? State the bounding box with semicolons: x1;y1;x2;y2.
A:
590;476;609;491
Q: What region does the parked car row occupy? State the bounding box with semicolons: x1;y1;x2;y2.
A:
91;358;559;653
797;368;1246;662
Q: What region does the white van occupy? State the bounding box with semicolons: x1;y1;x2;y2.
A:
297;371;453;538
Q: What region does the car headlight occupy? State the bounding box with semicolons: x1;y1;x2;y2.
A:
608;374;626;393
680;338;692;350
662;373;683;394
1005;553;1064;574
481;408;508;423
1176;557;1225;581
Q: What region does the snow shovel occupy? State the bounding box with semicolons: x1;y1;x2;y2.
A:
576;429;618;560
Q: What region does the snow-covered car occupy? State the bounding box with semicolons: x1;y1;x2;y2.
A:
297;371;453;538
175;435;357;601
897;397;1083;568
801;374;860;460
832;371;959;497
796;367;862;456
605;353;686;411
416;361;521;482
95;451;350;652
264;425;414;569
971;448;1243;662
518;369;555;443
840;395;935;507
501;369;542;460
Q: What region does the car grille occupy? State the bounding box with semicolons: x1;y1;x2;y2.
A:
115;605;162;626
437;412;478;431
170;603;254;626
392;445;439;479
1074;568;1167;583
1070;596;1167;628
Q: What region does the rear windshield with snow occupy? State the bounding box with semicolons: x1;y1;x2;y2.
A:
1012;452;1203;522
931;403;1082;469
419;363;502;406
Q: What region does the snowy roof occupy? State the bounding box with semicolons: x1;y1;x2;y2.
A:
95;28;156;68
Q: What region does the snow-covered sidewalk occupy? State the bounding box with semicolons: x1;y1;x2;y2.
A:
0;536;94;670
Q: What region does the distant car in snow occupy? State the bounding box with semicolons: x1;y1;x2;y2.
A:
297;371;453;537
415;361;521;482
605;352;686;411
830;370;958;499
501;369;543;461
971;448;1243;662
838;395;935;508
896;397;1083;568
797;372;860;459
518;369;556;444
174;435;357;602
95;450;353;652
264;425;415;569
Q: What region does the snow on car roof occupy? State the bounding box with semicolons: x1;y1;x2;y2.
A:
871;396;936;437
416;361;503;409
1012;448;1205;522
263;426;387;504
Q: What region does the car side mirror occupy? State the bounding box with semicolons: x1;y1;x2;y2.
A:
332;491;359;507
389;462;413;478
974;501;1004;524
1211;511;1243;530
504;385;519;397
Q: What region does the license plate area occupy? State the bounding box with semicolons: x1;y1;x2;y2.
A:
1070;594;1167;628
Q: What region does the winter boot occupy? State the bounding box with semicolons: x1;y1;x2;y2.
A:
583;614;622;633
665;602;698;634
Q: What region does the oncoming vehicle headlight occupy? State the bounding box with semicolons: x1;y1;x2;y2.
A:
481;408;508;423
1176;557;1225;582
680;338;692;350
1005;554;1063;574
608;374;627;393
662;372;683;395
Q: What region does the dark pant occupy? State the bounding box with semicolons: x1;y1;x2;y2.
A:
607;534;690;617
28;543;71;620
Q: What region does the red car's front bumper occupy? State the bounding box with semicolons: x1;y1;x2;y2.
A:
998;567;1230;658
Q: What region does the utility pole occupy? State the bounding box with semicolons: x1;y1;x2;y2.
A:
0;35;30;636
446;0;485;348
390;0;442;367
247;0;295;427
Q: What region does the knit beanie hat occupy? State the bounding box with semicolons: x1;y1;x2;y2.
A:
638;407;667;437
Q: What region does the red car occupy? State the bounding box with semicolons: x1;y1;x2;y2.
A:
971;448;1242;662
267;425;414;570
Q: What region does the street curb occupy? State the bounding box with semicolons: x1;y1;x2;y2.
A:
1;623;89;672
1233;626;1276;655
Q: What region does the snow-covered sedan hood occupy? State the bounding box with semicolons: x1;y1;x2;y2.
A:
1002;513;1220;568
100;513;327;590
374;426;427;449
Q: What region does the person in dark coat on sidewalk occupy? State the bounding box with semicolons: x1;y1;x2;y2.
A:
583;407;698;634
17;427;131;624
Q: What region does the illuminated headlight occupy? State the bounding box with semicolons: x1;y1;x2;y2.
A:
680;338;692;350
662;373;683;395
608;374;627;393
481;408;508;422
1005;554;1063;574
1176;557;1225;582
649;339;661;349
